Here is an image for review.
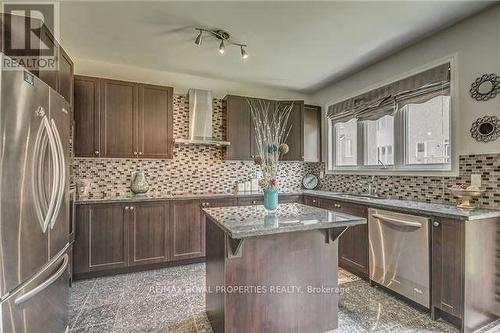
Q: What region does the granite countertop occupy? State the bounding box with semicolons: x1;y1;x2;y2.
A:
75;189;500;221
302;190;500;221
202;203;366;239
75;190;303;204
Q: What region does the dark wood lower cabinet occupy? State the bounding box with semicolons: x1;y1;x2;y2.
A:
74;203;129;274
431;217;465;323
304;196;369;279
171;200;204;260
129;202;170;266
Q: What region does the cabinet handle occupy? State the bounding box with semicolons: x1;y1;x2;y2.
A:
252;200;256;204
139;152;143;155
334;204;341;208
95;150;99;156
134;151;138;156
206;202;210;207
433;221;440;227
125;206;129;210
312;199;316;203
201;203;206;207
130;206;134;210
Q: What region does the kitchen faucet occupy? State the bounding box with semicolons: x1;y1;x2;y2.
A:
368;176;376;196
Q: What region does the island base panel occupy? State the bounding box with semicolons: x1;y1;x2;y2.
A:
206;217;339;333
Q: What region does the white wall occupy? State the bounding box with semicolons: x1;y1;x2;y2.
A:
74;58;311;101
313;5;500;156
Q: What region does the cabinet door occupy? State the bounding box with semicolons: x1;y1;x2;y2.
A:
38;25;58;90
73;204;128;274
278;100;304;161
57;46;73;105
100;79;138;158
303;105;322;162
432;218;464;319
129;202;170;266
138;84;173;159
170;200;204;260
74;76;100;157
226;95;253;160
336;202;369;278
304;196;320;207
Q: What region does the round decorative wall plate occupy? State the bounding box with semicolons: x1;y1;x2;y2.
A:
302;174;319;190
470;116;500;142
470;74;500;101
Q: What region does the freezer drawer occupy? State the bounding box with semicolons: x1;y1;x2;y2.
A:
368;208;430;308
1;252;69;333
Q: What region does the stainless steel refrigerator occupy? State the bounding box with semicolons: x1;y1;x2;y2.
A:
0;53;70;333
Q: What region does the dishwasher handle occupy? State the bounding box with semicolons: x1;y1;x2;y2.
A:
372;213;422;228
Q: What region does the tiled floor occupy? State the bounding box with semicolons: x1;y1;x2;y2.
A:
70;263;458;332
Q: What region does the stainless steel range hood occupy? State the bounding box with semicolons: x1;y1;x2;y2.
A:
174;89;230;146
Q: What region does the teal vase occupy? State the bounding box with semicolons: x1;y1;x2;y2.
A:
264;187;279;213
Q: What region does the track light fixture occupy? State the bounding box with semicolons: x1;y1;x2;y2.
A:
240;46;248;60
194;30;202;46
194;28;248;60
218;40;225;54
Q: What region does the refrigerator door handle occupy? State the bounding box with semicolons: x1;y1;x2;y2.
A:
14;254;68;306
49;119;66;230
32;115;59;233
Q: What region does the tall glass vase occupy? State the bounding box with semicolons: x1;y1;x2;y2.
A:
264;187;279;213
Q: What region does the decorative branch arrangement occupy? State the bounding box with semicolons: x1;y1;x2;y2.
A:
247;99;293;190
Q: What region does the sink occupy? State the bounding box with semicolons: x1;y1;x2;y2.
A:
342;194;381;200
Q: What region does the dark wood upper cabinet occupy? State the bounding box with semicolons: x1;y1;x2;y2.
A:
170;200;204;260
57;47;74;105
37;25;58;91
74;76;100;157
73;76;173;159
225;95;308;161
100;79;138;158
128;201;170;266
138;84;173;159
1;14;73;101
432;218;464;320
278;100;304;161
304;105;322;162
73;203;129;274
225;95;254;160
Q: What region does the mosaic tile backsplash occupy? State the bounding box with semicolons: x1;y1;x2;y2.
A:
73;95;500;209
319;154;500;209
73;95;320;198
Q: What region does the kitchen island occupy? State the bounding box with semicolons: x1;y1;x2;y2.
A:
203;203;366;333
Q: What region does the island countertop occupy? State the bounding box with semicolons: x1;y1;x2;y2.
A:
202;203;366;239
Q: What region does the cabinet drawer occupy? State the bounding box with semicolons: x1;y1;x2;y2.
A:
280;195;303;204
238;196;264;206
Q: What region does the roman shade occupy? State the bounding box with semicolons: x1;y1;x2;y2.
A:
327;63;450;123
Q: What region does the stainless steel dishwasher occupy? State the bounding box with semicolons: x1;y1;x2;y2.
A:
368;208;430;308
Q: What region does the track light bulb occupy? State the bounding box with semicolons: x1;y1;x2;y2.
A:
195;30;202;46
218;40;225;54
240;46;248;59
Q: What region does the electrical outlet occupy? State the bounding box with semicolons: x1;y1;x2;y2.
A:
471;174;482;187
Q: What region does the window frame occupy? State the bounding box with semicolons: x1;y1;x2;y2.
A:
325;56;457;176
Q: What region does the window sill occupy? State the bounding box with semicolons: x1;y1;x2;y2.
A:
325;167;458;177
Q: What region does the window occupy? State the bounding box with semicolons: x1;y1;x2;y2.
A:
405;96;450;165
364;115;394;166
334;118;357;166
326;62;452;173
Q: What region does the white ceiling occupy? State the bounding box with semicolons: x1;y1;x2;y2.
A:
59;1;494;93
